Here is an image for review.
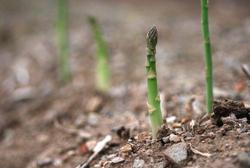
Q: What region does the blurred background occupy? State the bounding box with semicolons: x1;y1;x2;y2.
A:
1;0;250;85
0;0;250;168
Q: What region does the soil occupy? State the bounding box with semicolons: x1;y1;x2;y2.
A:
0;0;250;168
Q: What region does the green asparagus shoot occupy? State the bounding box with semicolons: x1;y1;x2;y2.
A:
146;26;163;138
88;16;110;92
57;0;71;83
201;0;213;114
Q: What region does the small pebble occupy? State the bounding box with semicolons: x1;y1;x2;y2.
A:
166;116;176;123
164;142;188;164
87;113;99;126
37;158;53;167
106;154;116;159
169;134;181;142
110;157;125;164
53;158;63;166
132;157;145;168
237;152;250;168
120;144;132;153
162;136;170;143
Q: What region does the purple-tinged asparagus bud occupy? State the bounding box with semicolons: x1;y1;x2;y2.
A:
146;26;158;49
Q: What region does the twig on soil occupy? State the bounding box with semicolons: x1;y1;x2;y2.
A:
241;64;250;80
189;143;212;157
75;135;112;168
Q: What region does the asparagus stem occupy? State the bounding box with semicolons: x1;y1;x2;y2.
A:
88;16;110;92
146;26;163;138
57;0;71;83
201;0;213;114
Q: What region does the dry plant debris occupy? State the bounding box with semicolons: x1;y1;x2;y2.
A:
212;99;250;126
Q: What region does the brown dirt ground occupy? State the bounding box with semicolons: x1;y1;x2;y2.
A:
0;0;250;168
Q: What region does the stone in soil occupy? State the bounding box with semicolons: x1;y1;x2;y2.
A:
87;113;99;126
120;143;132;153
110;157;125;164
237;152;250;168
164;142;188;164
169;134;181;142
132;157;145;168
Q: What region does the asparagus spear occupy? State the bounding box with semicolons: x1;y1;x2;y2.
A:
201;0;214;114
57;0;71;83
146;26;163;138
88;16;110;92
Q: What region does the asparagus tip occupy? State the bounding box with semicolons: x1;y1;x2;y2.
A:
146;26;158;48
